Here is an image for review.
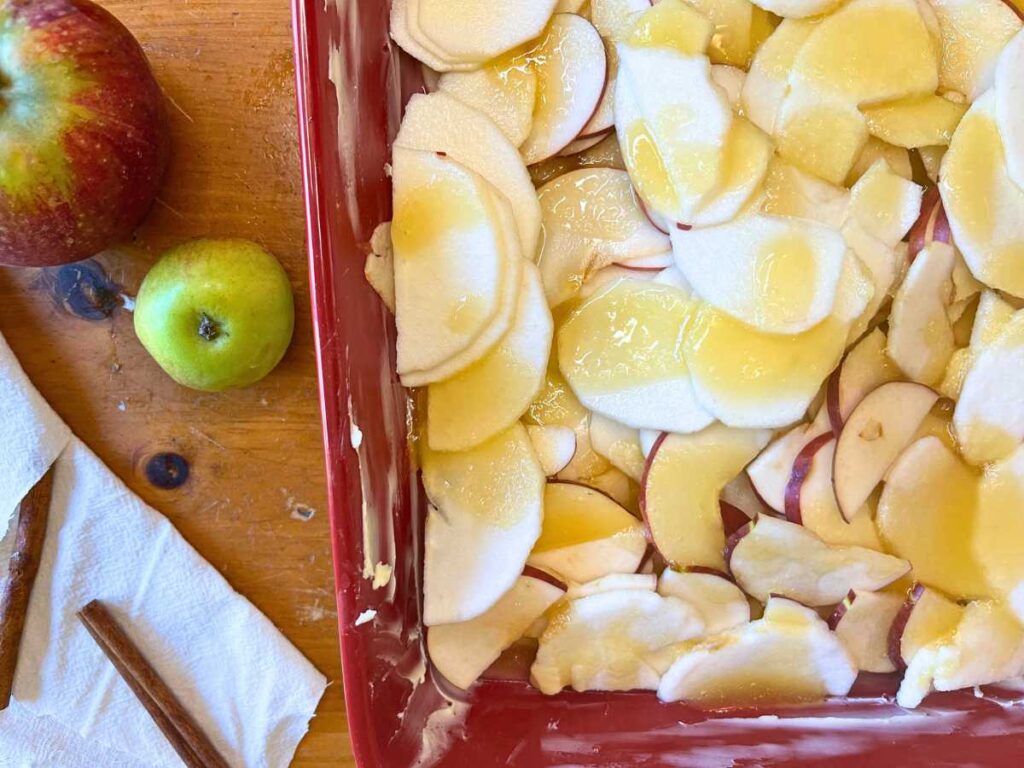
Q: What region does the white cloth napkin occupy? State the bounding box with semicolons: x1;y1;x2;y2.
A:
0;333;328;768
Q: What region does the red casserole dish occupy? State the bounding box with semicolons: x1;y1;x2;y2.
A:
291;2;1024;765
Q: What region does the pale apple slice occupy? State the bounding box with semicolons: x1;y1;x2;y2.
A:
672;214;846;334
887;242;956;386
658;568;750;634
788;0;939;107
428;575;564;689
531;589;705;694
741;18;820;135
747;407;832;513
711;65;746;108
589;413;646;481
940;93;1024;299
558;278;715;433
975;444;1024;622
995;30;1024;191
759;159;851;229
411;0;558;66
786;436;884;549
729;515;910;605
526;424;578;476
689;118;773;227
897;601;1024;709
927;0;1022;101
840;220;899;342
876;436;989;599
826;328;901;430
953;309;1024;465
748;0;842;18
536;168;669;307
641;425;771;570
530;131;627;187
391;0;477;72
583;467;639;512
862;94;967;149
558;132;610;157
832;381;939;521
422;424;545;625
527;481;648;584
657;596;857;705
521;14;609;165
720;472;772;519
395;92;541;259
847;137;914;186
888;582;964;669
829;590;904;673
847;159;925;249
391;148;521;380
774;86;869;186
428;264;552;451
917;145;946;183
577;265;659;302
624;0;713;55
365;221;395;313
438;59;538;148
567;573;658;599
682;0;758;66
615;251;674;270
615;45;733;224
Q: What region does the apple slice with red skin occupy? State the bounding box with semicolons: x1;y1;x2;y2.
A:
784;432;834;526
747;407;831;513
641;426;771;570
886;582;964;671
907;186;952;262
832;381;939;522
828;590;903;673
727;515;910;606
824;328;901;432
526;425;578;477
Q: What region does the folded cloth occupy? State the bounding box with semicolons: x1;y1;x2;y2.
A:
0;333;328;768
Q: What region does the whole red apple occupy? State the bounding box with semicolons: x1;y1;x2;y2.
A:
0;0;169;267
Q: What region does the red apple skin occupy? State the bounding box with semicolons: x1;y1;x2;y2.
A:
887;581;925;671
0;0;169;267
783;432;835;526
522;565;569;592
1003;0;1024;22
719;501;751;538
827;589;857;631
907;186;951;263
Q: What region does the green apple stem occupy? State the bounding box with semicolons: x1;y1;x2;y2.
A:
198;313;221;342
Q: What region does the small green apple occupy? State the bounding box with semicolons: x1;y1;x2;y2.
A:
134;239;295;391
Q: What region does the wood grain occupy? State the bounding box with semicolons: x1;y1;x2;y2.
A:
0;1;352;764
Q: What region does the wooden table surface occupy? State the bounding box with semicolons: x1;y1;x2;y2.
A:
0;1;353;765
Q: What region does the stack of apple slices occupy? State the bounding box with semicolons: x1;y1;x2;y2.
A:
376;0;1024;707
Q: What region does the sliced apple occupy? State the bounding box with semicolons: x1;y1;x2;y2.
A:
827;328;902;430
615;45;733;224
907;186;952;262
927;0;1022;101
897;601;1024;709
888;582;964;669
887;243;956;386
657;596;857;705
658;568;750;634
862;93;967;149
689;118;773;227
876;436;989;599
526;424;578;476
747;407;832;513
760;158;851;229
391;147;522;382
672;214;846;335
365;221;395;314
975;444;1024;622
428;575;564;689
788;0;939;107
711;64;747;108
536;168;669;307
521;14;609;165
840;220;900;342
411;0;558;68
422;423;545;625
741;18;820;135
428;264;552;451
683;0;759;66
917;144;946;183
577;264;659;302
847;136;914;186
558;278;715;432
531;589;705;693
438;58;537;148
583;467;639;512
641;425;771;570
832;381;939;521
624;0;714;56
847;159;925;249
775;86;869;186
953;309;1024;465
941;95;1024;299
589;412;646;481
390;0;477;72
396;92;541;259
720;472;772;519
829;590;904;673
567;572;658;599
785;436;884;549
527;481;648;584
995;29;1024;191
558;132;610;157
729;515;910;605
748;0;842;18
529;131;627;187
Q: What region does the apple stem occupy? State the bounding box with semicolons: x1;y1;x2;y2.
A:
198;313;221;341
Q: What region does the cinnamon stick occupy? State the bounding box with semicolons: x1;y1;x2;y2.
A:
78;600;231;768
0;467;55;710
